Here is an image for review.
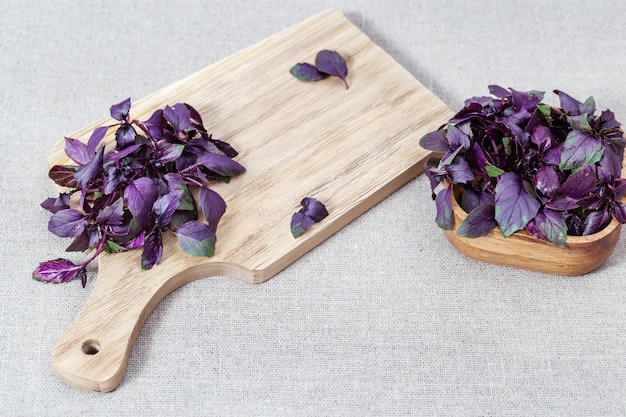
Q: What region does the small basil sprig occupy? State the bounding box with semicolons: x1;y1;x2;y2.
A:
290;50;349;89
291;197;329;238
33;98;245;287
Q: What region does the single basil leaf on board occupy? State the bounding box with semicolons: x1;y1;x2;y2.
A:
32;258;87;287
534;208;567;248
64;137;90;166
315;50;349;89
174;221;217;257
289;63;327;82
457;203;497;238
291;197;329;238
494;173;541;237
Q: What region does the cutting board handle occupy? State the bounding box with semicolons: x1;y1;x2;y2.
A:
51;246;245;392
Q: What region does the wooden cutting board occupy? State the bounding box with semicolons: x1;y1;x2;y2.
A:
49;9;453;392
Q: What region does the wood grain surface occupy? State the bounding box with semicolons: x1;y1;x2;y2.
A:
49;9;453;392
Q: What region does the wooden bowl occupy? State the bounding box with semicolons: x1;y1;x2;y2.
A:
443;185;622;276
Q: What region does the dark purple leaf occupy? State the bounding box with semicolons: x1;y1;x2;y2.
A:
554;89;582;115
534;166;561;198
534;208;567;248
115;123;136;149
49;165;79;188
124;177;159;231
457;203;497;238
542;142;562;165
64;137;90;166
141;230;163;269
445;157;475;184
467;143;488;173
419;130;449;152
597;145;622;182
41;193;70;213
110;97;131;121
446;125;471;150
300;197;329;222
195;152;246;177
488;84;510;98
290;63;327;82
154;143;184;167
494;173;541;237
461;188;495;212
291;212;315;238
435;186;453;230
66;226;100;252
583;209;613;235
199;187;226;232
96;198;124;226
314;50;349;89
558;163;596;199
612;201;626;224
74;145;104;187
153;191;184;226
174;221;216;257
48;209;86;237
559;130;604;171
87;125;111;156
139;109;165;140
32;258;86;286
530;125;553;148
164;103;193;132
210;138;239;158
102;164;125;195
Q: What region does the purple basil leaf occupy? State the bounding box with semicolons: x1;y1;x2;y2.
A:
558;163;596;199
554;89;582;115
49;165;79;188
290;212;315;238
488;84;510;98
124;177;159;231
110;97;131;121
597;145;622;182
314;50;349;89
534;166;561;198
467;142;488;173
195;152;246;176
115;123;136;149
419;130;449;152
612;201;626;224
66;226;100;252
74;145;104;187
210;138;239;158
610;178;626;200
140;109;165;140
300;197;329;222
154;143;184;167
530;125;553;148
48;209;86;238
174;221;216;257
446;125;471;150
290;63;327;82
141;230;163;270
96;198;124;226
64;137;90;166
494;173;541;237
41;193;71;213
559;130;604;171
87;125;111;156
582;209;612;235
32;258;86;285
435;186;454;230
102;164;125;195
153;190;184;226
199;187;227;232
445;157;475;184
461;188;495;212
534;208;567;248
164;103;193;133
457;203;497;238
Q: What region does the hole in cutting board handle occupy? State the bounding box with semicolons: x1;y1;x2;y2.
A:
81;339;101;355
